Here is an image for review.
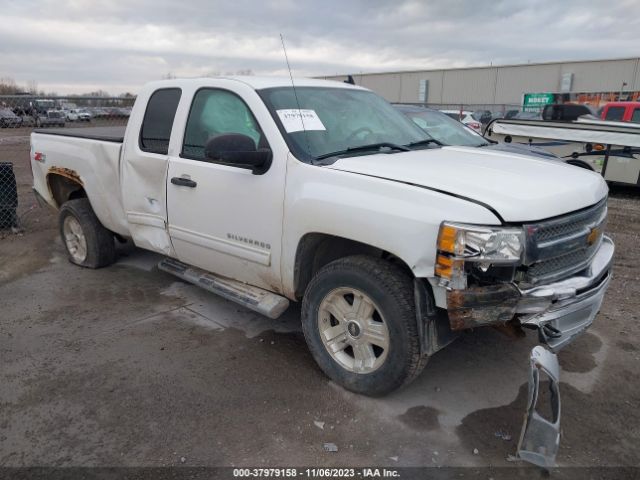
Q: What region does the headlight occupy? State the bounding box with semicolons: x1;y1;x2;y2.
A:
435;222;524;289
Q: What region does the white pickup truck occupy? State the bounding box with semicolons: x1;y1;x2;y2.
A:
30;77;613;403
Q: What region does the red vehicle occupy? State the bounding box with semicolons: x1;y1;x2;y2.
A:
600;101;640;123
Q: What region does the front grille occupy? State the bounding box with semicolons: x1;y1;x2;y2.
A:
526;245;597;279
522;199;607;284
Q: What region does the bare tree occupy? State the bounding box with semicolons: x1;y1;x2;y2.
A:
0;77;19;94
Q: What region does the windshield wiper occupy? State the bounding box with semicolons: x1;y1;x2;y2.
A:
406;138;443;148
315;142;410;160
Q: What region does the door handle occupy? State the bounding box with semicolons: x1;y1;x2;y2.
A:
171;176;197;188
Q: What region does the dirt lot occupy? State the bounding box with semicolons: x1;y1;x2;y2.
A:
1;128;639;475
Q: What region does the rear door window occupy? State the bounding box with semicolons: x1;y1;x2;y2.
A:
631;109;640;124
604;106;625;122
139;88;182;154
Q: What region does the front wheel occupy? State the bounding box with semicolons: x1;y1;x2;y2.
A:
301;255;428;396
59;198;116;268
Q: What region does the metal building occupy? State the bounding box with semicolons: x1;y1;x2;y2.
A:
320;57;640;106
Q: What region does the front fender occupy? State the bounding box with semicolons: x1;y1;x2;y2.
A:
280;155;501;298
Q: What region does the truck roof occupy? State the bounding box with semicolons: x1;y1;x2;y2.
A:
603;101;640;107
142;76;368;92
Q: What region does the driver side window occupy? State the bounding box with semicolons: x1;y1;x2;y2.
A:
182;89;264;160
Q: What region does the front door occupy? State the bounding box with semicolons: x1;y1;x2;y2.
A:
166;87;286;293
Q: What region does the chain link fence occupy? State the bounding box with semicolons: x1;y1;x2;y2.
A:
0;95;135;237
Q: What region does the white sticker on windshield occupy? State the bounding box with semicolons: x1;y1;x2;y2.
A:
276;109;326;133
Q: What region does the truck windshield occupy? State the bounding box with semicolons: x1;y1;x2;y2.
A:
259;87;433;162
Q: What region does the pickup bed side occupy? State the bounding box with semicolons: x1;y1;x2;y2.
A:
31;129;130;236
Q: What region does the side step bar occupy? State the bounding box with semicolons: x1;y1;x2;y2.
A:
158;257;290;319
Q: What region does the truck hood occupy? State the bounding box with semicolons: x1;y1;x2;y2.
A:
328;146;608;222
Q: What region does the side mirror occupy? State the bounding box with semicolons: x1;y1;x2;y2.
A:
204;133;272;175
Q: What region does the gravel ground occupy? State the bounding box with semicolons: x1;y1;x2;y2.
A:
1;130;639;475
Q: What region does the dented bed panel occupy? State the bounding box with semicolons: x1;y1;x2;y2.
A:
30;132;130;236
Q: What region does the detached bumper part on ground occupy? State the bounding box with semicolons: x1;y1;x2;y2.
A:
515;346;561;468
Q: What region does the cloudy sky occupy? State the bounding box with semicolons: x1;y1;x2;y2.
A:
1;0;639;95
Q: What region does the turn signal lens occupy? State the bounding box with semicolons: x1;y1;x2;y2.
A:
435;254;452;278
438;225;457;254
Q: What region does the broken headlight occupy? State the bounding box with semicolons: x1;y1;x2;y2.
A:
435;222;524;289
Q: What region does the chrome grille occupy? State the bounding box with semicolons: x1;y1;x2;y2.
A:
523;199;607;284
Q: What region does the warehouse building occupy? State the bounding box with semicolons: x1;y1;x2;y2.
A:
320;57;640;108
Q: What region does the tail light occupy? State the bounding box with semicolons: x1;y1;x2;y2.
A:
468;122;481;130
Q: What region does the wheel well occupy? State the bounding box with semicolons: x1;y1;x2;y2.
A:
293;233;413;299
47;172;86;208
565;159;594;171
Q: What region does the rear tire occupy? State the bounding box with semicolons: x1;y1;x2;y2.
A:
59;198;116;268
301;255;428;396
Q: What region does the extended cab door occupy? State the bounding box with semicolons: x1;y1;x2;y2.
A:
121;87;182;254
166;84;287;293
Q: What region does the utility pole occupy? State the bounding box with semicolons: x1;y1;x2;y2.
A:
619;81;628;100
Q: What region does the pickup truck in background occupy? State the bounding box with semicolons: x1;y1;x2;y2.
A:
601;101;640;123
34;110;66;128
31;77;614;465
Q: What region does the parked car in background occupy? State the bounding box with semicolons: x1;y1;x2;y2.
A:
600;102;640;123
472;109;493;125
64;109;79;122
439;109;482;133
0;108;23;128
394;104;557;159
35;110;66;128
542;103;596;121
67;108;91;122
90;108;109;118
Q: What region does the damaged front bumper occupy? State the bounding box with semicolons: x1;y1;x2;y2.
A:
441;237;614;468
446;235;614;352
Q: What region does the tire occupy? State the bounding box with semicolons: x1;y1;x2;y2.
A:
58;198;116;268
301;255;428;396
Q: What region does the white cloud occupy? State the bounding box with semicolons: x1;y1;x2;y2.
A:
0;0;638;94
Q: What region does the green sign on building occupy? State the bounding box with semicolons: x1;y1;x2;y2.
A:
523;93;555;112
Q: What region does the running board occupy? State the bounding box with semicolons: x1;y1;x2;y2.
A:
158;258;290;319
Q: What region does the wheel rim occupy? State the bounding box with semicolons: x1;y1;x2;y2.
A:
63;215;88;263
317;287;390;374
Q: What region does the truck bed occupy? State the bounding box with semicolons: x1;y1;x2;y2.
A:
31;125;130;236
34;126;126;143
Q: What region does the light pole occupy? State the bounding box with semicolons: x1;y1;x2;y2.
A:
619;81;628;100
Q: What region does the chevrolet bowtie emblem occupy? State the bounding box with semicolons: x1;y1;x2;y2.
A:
587;226;600;246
